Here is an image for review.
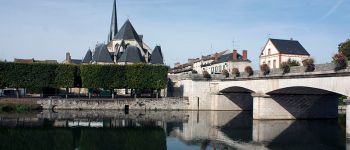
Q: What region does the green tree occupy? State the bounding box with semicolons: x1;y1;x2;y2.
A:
339;39;350;58
55;64;78;98
286;59;300;67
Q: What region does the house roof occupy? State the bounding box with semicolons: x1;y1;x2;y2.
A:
14;58;35;63
92;44;114;63
114;20;141;42
71;59;82;64
270;39;310;55
117;46;144;63
150;46;164;64
82;49;92;63
211;53;250;65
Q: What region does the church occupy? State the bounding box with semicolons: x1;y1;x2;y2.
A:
67;0;164;65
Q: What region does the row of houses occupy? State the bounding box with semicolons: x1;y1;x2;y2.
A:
170;38;311;74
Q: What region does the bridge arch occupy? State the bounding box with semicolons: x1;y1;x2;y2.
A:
220;86;255;94
266;86;344;97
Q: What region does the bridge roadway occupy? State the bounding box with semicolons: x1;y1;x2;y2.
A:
170;66;350;120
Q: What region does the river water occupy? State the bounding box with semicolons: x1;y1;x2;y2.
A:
0;110;346;150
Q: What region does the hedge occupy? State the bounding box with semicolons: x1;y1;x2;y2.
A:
0;62;168;92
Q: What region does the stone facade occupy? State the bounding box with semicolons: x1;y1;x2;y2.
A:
38;97;189;110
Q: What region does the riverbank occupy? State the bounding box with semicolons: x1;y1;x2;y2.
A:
0;99;42;112
38;97;189;110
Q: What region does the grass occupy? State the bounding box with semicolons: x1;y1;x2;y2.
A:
0;100;41;113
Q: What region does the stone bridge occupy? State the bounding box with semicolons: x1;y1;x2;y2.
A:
169;63;350;120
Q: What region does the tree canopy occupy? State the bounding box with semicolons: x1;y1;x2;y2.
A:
339;39;350;58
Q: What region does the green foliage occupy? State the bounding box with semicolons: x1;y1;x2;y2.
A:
191;70;198;74
80;127;166;150
232;68;240;77
126;64;168;90
0;62;58;92
202;70;211;79
221;69;229;78
0;128;74;150
244;66;254;76
302;58;315;72
260;64;270;75
339;39;350;58
0;62;168;92
286;59;300;67
80;65;126;89
0;103;41;112
280;62;290;74
332;52;348;71
55;64;78;88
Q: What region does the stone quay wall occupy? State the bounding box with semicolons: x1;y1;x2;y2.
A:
38;97;190;110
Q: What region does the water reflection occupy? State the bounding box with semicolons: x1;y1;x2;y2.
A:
0;110;346;150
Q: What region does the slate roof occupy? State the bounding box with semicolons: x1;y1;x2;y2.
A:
150;46;164;64
82;49;92;63
71;59;82;64
114;20;141;42
117;46;144;63
92;44;114;63
270;39;310;55
211;53;250;65
108;0;118;42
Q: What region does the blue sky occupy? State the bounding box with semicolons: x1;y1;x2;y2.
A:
0;0;349;68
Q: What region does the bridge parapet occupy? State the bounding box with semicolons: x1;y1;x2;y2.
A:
170;61;350;81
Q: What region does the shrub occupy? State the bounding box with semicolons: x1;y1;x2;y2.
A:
244;66;254;76
202;71;211;80
287;59;300;67
280;62;290;74
232;68;240;77
221;69;229;78
332;52;348;71
302;58;315;72
191;70;198;74
260;64;270;75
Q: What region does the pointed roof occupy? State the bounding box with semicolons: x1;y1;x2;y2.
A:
117;46;144;63
269;38;310;55
82;49;92;63
114;20;141;42
92;44;114;63
150;46;164;64
108;0;118;42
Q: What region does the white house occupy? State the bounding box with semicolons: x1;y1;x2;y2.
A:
260;38;310;69
189;50;251;75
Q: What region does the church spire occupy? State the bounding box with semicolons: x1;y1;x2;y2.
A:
108;0;118;42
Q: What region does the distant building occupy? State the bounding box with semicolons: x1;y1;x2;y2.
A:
14;58;58;64
63;52;82;65
78;0;164;65
260;38;310;69
171;50;251;74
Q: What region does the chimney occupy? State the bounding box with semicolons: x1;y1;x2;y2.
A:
66;52;71;62
242;50;248;61
232;50;238;61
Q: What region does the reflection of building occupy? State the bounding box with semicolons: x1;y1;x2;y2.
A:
260;38;310;69
171;50;251;74
67;0;164;65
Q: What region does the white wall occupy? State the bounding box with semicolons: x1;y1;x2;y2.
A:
260;40;310;69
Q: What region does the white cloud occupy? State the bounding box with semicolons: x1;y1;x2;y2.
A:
319;0;344;20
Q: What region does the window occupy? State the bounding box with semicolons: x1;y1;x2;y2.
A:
268;49;271;55
273;60;276;68
268;61;271;67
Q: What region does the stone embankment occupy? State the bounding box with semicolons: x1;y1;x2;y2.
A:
38;97;189;110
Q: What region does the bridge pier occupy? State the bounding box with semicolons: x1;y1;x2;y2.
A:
253;93;338;120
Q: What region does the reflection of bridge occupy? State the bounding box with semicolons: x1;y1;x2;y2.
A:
171;67;350;119
0;110;345;149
